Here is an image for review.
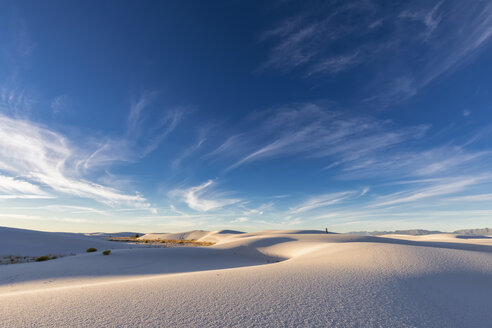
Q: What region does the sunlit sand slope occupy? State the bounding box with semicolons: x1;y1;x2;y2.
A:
0;229;491;327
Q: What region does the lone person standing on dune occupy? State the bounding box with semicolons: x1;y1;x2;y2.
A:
325;228;329;234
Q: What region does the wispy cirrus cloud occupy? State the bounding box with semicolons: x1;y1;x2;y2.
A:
0;86;35;115
0;174;51;198
260;1;368;73
0;11;37;116
127;90;161;135
370;176;489;208
79;91;186;171
171;125;212;172
2;16;185;177
261;0;492;104
231;217;249;223
208;103;427;171
170;180;241;212
41;205;110;216
446;193;492;202
10;11;36;58
306;51;360;76
127;90;186;155
289;191;357;214
0;113;152;209
50;95;68;114
204;102;492;226
340;145;492;179
398;1;444;41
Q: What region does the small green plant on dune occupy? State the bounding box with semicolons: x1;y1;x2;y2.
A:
102;250;111;255
35;256;50;262
86;247;97;253
35;254;57;262
135;233;140;238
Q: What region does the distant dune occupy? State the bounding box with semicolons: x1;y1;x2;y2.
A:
1;226;491;327
139;229;246;243
349;229;442;235
0;226;135;260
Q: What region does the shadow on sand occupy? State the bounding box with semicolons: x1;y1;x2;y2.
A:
347;235;492;254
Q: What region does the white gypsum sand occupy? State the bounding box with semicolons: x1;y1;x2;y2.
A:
0;227;491;327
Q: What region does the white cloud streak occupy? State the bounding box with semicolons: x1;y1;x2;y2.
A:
307;51;360;76
41;205;110;216
78;92;186;171
210;103;427;172
261;0;492;104
0;113;152;209
446;194;492;202
290;191;357;214
231;217;249;223
370;176;487;207
399;1;444;40
0;87;35;115
171;180;241;212
341;145;491;179
0;174;49;197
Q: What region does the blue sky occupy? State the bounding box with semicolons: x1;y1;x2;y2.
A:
1;0;491;233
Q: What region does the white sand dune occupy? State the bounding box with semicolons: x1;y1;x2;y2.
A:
1;227;491;327
0;226;136;259
139;229;245;243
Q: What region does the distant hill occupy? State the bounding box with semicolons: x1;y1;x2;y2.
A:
348;229;442;236
453;228;491;235
349;228;491;236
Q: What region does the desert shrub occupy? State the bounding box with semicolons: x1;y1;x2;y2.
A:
35;255;50;262
135;233;140;238
35;254;57;262
102;250;111;255
86;247;97;252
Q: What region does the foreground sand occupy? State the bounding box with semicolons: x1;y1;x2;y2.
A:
1;228;491;327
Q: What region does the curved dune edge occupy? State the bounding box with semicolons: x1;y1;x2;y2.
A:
1;229;492;327
1;229;491;291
